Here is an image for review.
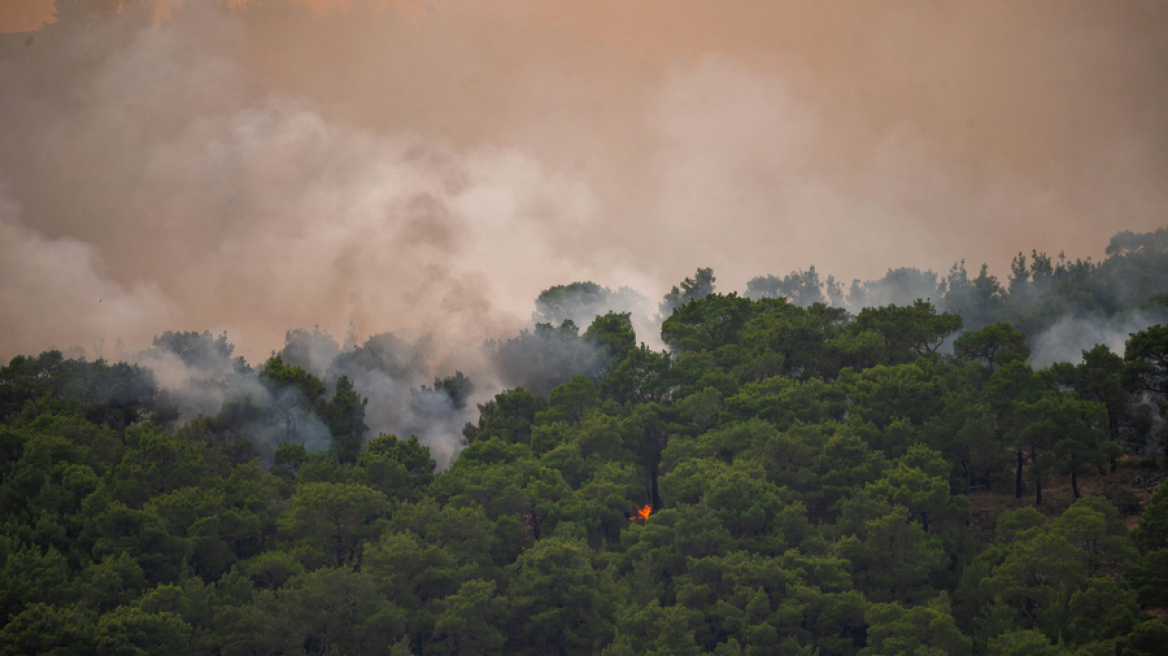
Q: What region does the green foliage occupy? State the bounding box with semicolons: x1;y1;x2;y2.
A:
509;536;611;655
745;266;841;307
5;239;1168;654
660;267;717;318
0;351;173;430
661;293;755;354
279;482;389;568
584;312;638;368
433;371;476;410
986;630;1067;656
1128;549;1168;608
861;593;971;656
953;322;1030;371
1132;482;1168;553
733;300;849;381
462;387;547;445
1124;324;1168;394
851;300;964;364
318;375;368;464
258;355;326;409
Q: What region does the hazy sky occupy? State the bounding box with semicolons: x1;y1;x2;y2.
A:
2;0;1167;363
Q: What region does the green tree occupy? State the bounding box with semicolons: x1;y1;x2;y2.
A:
1132;482;1168;553
282;567;403;656
358;434;436;499
1021;394;1105;501
605;346;675;407
984;361;1054;499
279;482;389;568
434;371;476;410
1129;549;1168;608
733;300;848;381
1052;345;1133;465
584;312;638;368
462;388;547;446
319;375;368;464
0;543;71;622
92;605;192;656
861;593;971;656
661;293;755;354
985;630;1067;656
0;603;96;656
953;322;1030;372
431;579;506;656
851;300;964;364
259;355;326;408
660;267;716;319
1124;620;1168;656
258;355;328;439
543;376;600;424
507;536;611;656
1124;325;1168;394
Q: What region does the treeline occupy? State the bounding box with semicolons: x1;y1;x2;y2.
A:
745;228;1168;338
4;229;1168;655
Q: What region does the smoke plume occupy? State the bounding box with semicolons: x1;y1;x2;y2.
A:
3;1;1168;462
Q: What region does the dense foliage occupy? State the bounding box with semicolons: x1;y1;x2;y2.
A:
4;231;1168;655
748;228;1168;340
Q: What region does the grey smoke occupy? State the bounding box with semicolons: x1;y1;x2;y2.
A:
1030;309;1168;369
846;268;943;312
5;1;1168;468
6;1;1167;370
489;321;607;398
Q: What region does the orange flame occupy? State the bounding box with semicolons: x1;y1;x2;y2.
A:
631;505;652;520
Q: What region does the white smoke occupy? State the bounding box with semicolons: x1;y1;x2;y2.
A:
1030;310;1168;368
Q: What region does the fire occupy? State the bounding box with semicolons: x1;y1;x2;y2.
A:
631;505;652;520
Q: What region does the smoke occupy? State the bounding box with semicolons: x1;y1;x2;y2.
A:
280;327;343;380
0;193;180;357
1030;309;1168;369
3;0;1168;464
489;322;605;398
3;1;1166;367
530;283;660;350
0;1;620;365
845;268;943;312
326;331;480;467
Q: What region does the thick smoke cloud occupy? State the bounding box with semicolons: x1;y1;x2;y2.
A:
0;1;612;364
125;325;484;466
2;1;1168;412
0;193;180;357
122;330;335;460
4;1;1168;364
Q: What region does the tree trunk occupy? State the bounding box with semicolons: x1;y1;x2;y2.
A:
1071;470;1080;499
1015;450;1025;498
963;459;972;495
1110;454;1117;474
1035;475;1042;506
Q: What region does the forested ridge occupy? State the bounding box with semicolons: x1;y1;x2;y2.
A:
4;230;1168;655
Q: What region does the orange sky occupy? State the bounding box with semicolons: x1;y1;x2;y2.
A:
2;0;1167;361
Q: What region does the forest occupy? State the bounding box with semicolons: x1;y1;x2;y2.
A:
3;228;1168;656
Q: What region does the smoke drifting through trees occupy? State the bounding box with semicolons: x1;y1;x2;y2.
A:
14;222;1162;472
113;316;618;467
3;1;1168;470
